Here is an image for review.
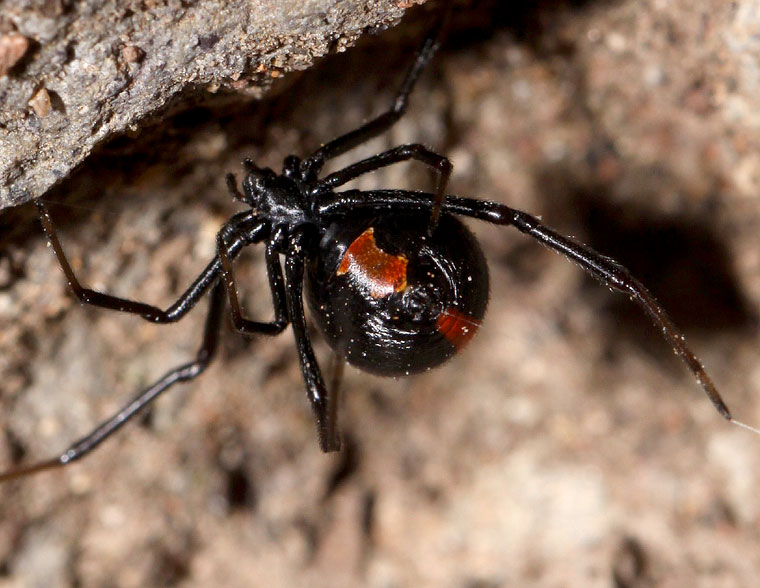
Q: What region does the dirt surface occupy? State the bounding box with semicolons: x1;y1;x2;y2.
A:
2;0;760;586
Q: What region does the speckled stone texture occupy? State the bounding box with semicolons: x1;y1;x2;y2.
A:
2;0;760;586
0;0;424;208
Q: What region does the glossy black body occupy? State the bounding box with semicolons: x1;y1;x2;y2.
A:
0;1;743;483
307;211;489;376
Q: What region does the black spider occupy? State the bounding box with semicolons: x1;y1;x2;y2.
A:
1;3;754;481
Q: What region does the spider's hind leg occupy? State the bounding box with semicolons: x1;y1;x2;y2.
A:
448;195;755;430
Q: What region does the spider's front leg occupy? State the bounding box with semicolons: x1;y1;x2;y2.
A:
299;0;453;181
36;199;251;323
316;143;453;234
283;228;341;452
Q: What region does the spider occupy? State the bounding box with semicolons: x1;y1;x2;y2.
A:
1;2;756;482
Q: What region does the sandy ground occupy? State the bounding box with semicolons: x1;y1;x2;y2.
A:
2;1;760;586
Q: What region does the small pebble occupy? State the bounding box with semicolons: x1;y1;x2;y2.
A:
0;32;29;77
29;87;51;117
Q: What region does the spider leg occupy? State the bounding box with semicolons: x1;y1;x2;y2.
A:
36;200;255;323
316;143;452;235
284;228;341;452
0;281;226;482
456;197;758;427
452;198;734;415
316;189;742;426
217;233;288;336
300;1;453;180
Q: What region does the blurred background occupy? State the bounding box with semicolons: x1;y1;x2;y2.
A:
2;0;760;586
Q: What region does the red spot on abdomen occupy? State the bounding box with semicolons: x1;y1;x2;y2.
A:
337;228;408;298
436;307;480;349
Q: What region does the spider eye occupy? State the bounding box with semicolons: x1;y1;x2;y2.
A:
242;169;273;204
253;175;267;192
242;174;259;197
282;155;301;178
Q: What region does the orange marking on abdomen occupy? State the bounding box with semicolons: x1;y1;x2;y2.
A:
337;228;408;298
436;307;480;349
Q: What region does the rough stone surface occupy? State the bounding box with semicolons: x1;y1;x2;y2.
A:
0;0;423;209
2;0;760;586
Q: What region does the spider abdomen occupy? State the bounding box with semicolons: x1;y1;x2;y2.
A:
307;212;489;376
